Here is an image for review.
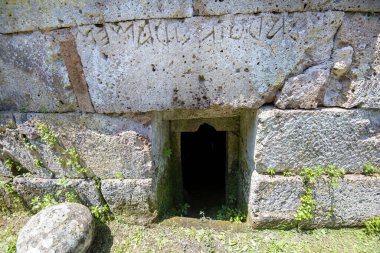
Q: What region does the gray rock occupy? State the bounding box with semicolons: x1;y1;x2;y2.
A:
75;12;343;113
248;173;380;228
101;179;154;222
194;0;380;16
0;0;193;33
324;13;380;109
16;203;95;253
275;64;331;109
0;113;153;179
255;107;380;173
13;177;103;207
332;46;354;78
0;31;78;112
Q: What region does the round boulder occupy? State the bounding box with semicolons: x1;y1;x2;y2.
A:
17;203;95;253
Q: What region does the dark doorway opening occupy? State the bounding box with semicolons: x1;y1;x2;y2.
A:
181;124;226;217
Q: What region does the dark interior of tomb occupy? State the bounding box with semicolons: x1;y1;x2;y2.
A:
181;124;226;218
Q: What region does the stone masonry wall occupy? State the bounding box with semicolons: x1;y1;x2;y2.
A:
0;0;379;227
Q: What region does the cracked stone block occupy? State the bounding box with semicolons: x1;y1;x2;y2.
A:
0;31;78;112
0;0;193;33
0;113;153;179
255;107;380;173
13;177;103;207
194;0;380;16
101;179;154;223
249;173;380;228
275;64;331;109
75;12;343;113
324;13;380;109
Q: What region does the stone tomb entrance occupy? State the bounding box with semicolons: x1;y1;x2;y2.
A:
166;116;242;218
181;124;226;215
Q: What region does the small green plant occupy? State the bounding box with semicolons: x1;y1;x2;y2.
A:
163;147;172;158
169;203;190;217
64;190;80;203
60;148;88;175
216;205;246;223
36;123;58;148
363;163;379;176
295;187;316;222
22;136;37;151
283;170;293;176
4;158;26;176
365;216;380;236
324;165;345;187
34;159;44;168
115;171;124;179
31;194;58;212
299;166;324;185
265;168;276;176
90;205;111;223
5;236;16;253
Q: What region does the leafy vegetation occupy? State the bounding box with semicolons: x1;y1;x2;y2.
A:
283;170;293;176
265;167;276;176
365;216;380;236
31;194;59;212
90;205;111;223
36;123;58;148
363;163;379;176
295;165;345;226
216;196;246;223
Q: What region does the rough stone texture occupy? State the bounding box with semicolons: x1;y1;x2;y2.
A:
275;64;331;109
75;12;343;113
324;13;380;109
0;176;25;211
0;113;153;179
194;0;380;16
0;0;193;34
17;203;94;253
249;173;380;228
249;172;303;228
13;177;103;207
255;107;380;173
101;179;154;222
0;31;78;112
332;46;354;78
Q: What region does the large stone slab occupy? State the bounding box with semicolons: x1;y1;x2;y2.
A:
255;107;380;173
0;113;153;179
75;12;343;113
0;0;193;34
0;31;78;112
101;179;154;223
194;0;380;16
13;177;103;207
17;203;94;253
324;13;380;109
249;173;380;228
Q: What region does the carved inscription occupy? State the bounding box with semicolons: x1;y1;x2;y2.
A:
76;14;287;48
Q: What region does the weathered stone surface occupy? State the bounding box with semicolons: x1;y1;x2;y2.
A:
0;0;193;34
17;203;94;253
0;31;78;112
0;176;25;212
275;64;331;109
194;0;380;16
101;179;154;222
255;107;380;173
249;173;380;227
75;12;343;113
13;177;103;207
332;46;354;78
249;172;303;228
0;113;152;179
324;13;380;109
